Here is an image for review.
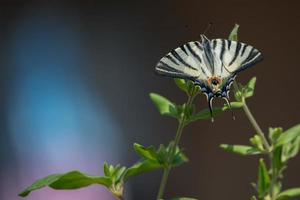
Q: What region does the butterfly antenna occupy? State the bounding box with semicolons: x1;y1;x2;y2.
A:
203;22;213;35
208;97;214;122
223;97;235;120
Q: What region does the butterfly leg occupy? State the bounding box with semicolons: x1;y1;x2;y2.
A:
208;95;215;122
222;96;235;120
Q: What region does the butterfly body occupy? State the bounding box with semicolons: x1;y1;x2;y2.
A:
155;34;263;119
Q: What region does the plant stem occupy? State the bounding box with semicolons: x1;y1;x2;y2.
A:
156;94;194;200
233;82;270;151
241;99;271;150
270;156;277;200
156;165;171;200
233;81;279;200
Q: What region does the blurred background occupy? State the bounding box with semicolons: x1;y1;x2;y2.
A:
0;0;300;200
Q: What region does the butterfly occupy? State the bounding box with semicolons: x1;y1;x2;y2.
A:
155;35;263;121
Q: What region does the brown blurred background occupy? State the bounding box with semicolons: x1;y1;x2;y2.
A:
0;0;300;200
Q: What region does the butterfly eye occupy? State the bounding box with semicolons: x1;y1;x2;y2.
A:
211;79;219;86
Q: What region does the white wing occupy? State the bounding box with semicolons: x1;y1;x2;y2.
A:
155;41;212;82
211;39;263;77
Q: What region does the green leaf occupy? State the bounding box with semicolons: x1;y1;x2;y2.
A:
277;124;300;146
125;143;188;181
250;196;257;200
19;171;111;197
172;145;189;166
186;80;200;97
269;127;283;143
129;143;188;180
19;174;62;197
103;162;110;176
277;188;300;200
229;24;239;41
112;166;127;183
244;77;257;98
174;78;188;93
124;159;162;181
287;137;300;158
188;107;224;121
234;89;243;102
150;93;178;118
187;101;243;123
229;101;244;108
282;136;300;162
273;182;283;198
220;144;261;155
257;159;271;198
222;101;244;110
272;146;284;175
156;142;188;167
133;143;158;161
250;135;265;151
50;171;111;189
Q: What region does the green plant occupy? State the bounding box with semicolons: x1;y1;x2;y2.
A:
18;25;300;200
220;24;300;200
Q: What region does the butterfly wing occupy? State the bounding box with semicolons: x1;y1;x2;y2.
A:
211;39;263;76
155;41;212;83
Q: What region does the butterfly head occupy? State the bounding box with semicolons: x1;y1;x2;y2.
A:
207;76;222;93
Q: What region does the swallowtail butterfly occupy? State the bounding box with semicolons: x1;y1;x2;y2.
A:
155;35;263;120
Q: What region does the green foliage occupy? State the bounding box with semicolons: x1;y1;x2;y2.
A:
220;24;300;200
277;188;300;200
19;142;188;199
19;171;111;197
174;78;188;93
229;24;239;41
19;174;62;197
244;77;257;98
257;159;271;198
250;134;266;152
150;93;243;126
133;143;188;169
124;159;161;180
234;77;257;102
174;78;200;97
269;127;283;144
221;124;300;200
276;124;300;147
150;93;178;118
220;144;261;155
101;163;127;197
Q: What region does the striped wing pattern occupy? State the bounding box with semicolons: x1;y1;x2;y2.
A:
155;41;211;82
211;39;263;76
156;38;262;82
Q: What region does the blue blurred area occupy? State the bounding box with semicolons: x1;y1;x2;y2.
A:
2;3;122;200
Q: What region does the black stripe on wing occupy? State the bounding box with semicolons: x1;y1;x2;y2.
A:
165;54;179;65
219;39;226;61
229;42;242;66
185;43;202;64
170;49;198;71
155;61;196;79
184;43;209;78
238;48;263;72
